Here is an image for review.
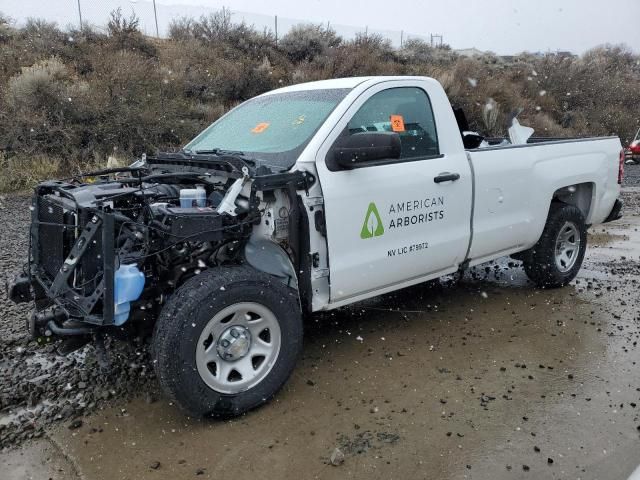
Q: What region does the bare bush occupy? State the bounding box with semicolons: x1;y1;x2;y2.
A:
23;18;65;44
192;7;234;41
107;8;140;37
279;23;341;62
401;38;435;62
106;8;156;56
168;17;195;41
353;32;393;55
0;12;13;43
168;9;277;59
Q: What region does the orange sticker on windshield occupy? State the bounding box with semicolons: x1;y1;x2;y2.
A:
251;122;270;133
390;114;405;132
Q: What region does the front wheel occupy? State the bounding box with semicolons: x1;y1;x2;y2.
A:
152;266;303;417
522;203;587;288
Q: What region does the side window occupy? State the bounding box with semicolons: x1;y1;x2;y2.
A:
347;87;439;159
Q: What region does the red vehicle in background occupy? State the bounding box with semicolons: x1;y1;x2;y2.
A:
626;127;640;164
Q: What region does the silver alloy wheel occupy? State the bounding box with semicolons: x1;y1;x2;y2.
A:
554;221;581;273
195;302;282;395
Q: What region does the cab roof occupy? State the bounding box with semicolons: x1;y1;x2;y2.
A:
262;76;435;95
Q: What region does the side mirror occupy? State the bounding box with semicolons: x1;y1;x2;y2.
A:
462;131;485;149
330;132;401;170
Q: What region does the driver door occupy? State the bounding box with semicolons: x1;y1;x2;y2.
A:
315;80;472;304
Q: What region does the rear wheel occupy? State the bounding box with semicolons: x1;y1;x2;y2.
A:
152;266;302;417
522;203;587;288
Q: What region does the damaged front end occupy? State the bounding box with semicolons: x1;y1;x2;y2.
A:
10;152;312;346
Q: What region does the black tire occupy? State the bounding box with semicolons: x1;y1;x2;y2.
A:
152;266;302;417
522;202;587;288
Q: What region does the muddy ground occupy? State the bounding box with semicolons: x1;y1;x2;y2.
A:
1;166;639;479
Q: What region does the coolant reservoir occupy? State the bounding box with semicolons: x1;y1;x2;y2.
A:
113;264;145;326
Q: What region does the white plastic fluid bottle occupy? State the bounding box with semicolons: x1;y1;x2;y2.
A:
179;186;206;208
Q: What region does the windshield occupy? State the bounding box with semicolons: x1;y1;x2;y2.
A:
185;89;350;167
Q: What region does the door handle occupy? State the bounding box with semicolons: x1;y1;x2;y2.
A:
434;172;460;183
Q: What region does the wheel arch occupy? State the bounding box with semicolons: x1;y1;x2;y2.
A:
551;182;595;224
243;236;298;290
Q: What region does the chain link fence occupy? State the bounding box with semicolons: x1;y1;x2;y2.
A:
5;0;436;47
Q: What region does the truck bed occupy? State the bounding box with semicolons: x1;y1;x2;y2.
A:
465;135;622;266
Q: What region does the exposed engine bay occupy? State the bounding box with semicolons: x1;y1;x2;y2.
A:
11;152;314;340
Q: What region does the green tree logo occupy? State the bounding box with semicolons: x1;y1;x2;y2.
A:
360;202;384;239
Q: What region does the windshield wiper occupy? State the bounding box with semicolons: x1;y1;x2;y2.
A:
191;148;258;170
193;148;247;157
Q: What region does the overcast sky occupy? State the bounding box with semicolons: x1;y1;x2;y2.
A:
2;0;639;54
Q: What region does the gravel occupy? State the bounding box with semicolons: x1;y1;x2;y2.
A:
623;162;640;188
622;163;640;214
0;194;156;450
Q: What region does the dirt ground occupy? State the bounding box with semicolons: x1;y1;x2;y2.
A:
1;172;639;480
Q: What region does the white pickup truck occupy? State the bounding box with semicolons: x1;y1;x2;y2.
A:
11;76;624;417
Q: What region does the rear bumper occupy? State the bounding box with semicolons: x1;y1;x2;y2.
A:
625;151;640;162
603;199;623;223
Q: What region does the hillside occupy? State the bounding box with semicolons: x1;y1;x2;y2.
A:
1;10;639;191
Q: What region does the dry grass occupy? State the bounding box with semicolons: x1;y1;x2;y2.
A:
0;153;61;192
0;13;639;192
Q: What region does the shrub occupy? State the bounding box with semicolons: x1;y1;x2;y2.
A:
167;9;278;60
191;7;234;42
279;23;342;62
22;18;66;46
0;12;13;43
106;8;156;57
4;57;88;158
168;17;195;41
6;57;68;111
